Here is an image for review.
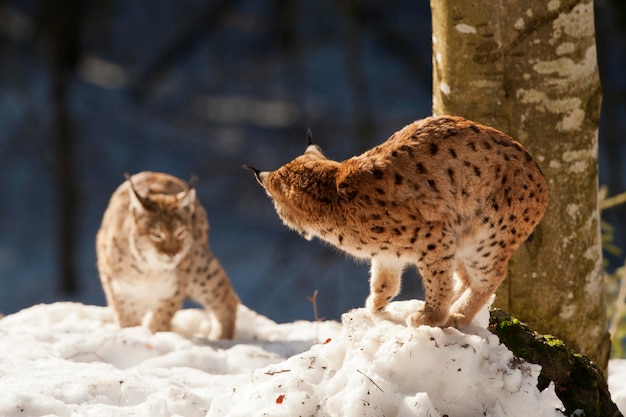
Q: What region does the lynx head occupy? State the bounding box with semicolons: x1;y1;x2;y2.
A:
126;174;196;267
244;130;339;240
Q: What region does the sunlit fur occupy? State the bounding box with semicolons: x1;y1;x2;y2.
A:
96;171;239;338
250;116;548;328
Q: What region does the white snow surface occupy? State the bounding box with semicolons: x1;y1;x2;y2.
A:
0;300;621;417
609;359;626;414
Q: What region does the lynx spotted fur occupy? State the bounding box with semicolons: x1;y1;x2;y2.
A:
96;171;238;338
245;115;548;328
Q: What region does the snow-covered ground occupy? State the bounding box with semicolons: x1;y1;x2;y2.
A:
0;300;623;417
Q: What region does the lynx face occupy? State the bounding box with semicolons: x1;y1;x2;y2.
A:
129;190;195;268
254;145;340;240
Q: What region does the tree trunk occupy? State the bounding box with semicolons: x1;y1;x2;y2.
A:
431;0;610;371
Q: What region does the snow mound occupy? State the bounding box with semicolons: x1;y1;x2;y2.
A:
215;300;564;417
0;301;565;416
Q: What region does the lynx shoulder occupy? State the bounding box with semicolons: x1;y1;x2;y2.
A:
245;115;548;328
96;171;239;338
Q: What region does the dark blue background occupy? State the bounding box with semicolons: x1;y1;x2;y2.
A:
0;0;624;323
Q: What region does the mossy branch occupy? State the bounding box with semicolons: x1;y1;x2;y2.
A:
489;309;622;417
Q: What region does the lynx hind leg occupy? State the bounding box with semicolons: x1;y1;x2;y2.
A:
366;257;403;313
187;256;239;339
112;298;144;329
447;255;512;328
451;259;471;306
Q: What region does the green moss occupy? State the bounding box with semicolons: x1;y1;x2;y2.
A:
497;317;520;329
544;335;566;348
489;308;622;417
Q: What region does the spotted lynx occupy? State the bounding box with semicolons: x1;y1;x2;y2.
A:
96;171;238;339
245;115;548;328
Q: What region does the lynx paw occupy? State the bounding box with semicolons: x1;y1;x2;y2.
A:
444;313;469;328
406;308;449;328
144;311;173;334
366;293;391;313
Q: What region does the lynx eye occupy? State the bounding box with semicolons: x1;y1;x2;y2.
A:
149;229;165;242
174;226;188;240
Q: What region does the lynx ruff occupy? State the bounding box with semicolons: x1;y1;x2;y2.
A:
96;171;239;339
245;116;548;328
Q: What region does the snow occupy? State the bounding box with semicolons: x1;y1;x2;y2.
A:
609;359;626;413
0;300;623;417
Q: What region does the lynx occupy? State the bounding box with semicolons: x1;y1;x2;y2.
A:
96;171;239;338
244;115;548;328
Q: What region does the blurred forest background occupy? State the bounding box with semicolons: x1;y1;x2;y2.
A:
0;0;625;324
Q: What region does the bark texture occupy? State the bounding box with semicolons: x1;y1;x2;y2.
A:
431;0;610;371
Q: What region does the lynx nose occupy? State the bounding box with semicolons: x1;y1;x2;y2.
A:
160;241;180;260
163;249;178;260
242;165;269;185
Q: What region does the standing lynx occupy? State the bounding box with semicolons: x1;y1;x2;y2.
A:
96;171;238;339
245;115;548;328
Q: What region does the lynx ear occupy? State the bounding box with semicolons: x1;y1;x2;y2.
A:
176;186;196;212
242;165;270;186
179;174;198;211
125;173;152;212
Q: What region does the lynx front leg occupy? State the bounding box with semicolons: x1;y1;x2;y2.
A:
102;276;143;328
366;257;403;313
146;290;186;333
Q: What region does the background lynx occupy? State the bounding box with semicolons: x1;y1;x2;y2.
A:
96;171;238;338
245;115;548;328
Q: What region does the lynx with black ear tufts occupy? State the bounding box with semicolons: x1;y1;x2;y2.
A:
245;116;548;329
96;171;239;339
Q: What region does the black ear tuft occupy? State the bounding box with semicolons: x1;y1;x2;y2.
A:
187;174;198;189
306;129;313;146
242;164;265;186
242;164;259;174
125;172;141;200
